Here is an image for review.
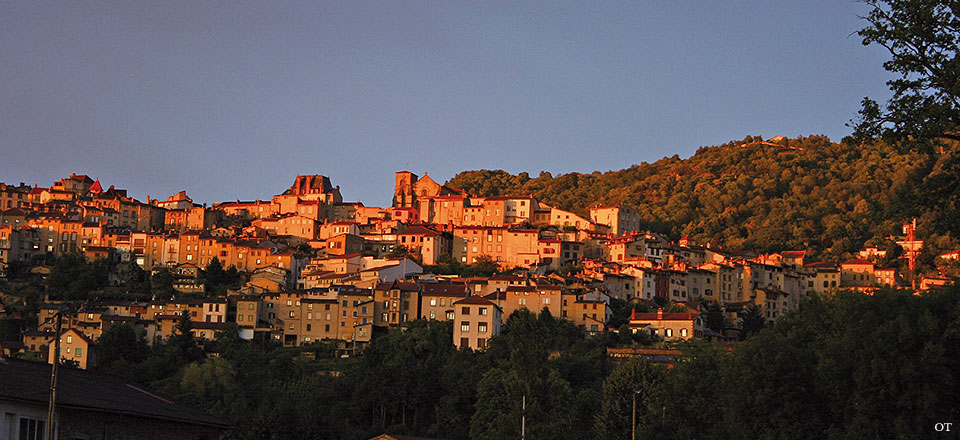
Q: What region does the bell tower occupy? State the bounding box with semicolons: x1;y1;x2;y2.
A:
393;171;418;208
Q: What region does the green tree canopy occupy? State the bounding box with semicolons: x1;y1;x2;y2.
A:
852;0;960;143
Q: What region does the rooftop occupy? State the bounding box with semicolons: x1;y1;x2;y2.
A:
0;358;229;428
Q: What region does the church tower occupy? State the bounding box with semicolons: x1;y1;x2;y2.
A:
393;171;418;208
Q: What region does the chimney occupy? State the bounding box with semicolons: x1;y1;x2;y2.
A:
657;308;663;319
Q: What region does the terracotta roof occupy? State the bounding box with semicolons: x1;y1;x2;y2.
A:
629;310;699;321
453;296;497;306
375;280;420;291
505;285;537;293
420;284;468;297
483;291;506;301
841;259;874;266
491;275;525;282
398;225;441;237
326;253;363;260
361;264;400;273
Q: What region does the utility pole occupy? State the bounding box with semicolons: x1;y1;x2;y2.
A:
521;394;525;440
46;309;63;440
632;389;640;440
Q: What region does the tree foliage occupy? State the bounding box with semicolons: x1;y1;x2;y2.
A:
633;288;960;439
851;0;960;143
71;286;960;439
446;135;959;264
47;253;112;300
203;257;241;295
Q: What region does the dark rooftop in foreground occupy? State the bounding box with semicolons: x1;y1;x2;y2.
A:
0;358;229;428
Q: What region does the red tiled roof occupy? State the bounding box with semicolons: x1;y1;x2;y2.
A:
841;259;874;266
629;310;699;321
803;261;837;268
398;225;440;237
454;296;497;306
421;284;468;297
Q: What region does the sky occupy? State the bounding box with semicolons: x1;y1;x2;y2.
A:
0;1;893;207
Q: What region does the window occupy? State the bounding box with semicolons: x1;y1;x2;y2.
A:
430;298;437;306
429;311;436;319
446;311;455;320
665;329;673;337
289;311;295;318
479;307;488;316
460;321;470;332
478;322;488;333
680;328;688;337
18;417;45;440
477;337;486;348
460;337;469;347
66;335;73;343
462;306;470;315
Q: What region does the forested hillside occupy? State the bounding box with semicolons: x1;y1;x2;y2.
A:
447;135;960;262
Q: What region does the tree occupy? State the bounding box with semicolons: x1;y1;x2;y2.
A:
702;301;726;333
470;367;577;440
47;253;111;300
93;323;149;378
851;0;960;143
386;244;418;260
172;311;203;362
739;306;766;338
458;255;499;277
151;267;176;299
178;358;248;422
117;261;150;296
593;357;665;440
637;341;728;440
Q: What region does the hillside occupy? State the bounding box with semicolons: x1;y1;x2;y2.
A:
447;135;959;262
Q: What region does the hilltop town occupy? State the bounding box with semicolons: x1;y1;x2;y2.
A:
0;171;957;367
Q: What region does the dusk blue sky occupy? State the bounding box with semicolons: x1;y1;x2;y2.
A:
1;1;891;207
